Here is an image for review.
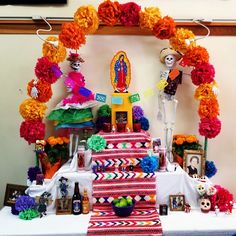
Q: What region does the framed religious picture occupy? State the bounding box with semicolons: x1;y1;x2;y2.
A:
4;184;27;206
183;150;205;178
169;194;185;211
56;198;72;215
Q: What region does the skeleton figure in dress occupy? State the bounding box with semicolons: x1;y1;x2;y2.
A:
158;48;182;162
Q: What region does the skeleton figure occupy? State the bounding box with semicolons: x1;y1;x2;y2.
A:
38;192;51;218
67;52;85;72
158;48;182;162
200;198;211;213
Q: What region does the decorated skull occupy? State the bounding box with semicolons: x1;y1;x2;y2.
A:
164;54;176;69
206;186;217;196
200;198;211;213
196;184;206;196
70;60;81;71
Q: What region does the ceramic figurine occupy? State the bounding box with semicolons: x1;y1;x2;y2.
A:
184;203;191;213
200;198;211;213
38;192;51;218
215;205;220;216
35;140;46;153
59;177;69;199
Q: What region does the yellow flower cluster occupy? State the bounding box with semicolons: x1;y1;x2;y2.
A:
42;36;67;63
19;98;47;121
139;7;161;30
169;28;196;53
173;134;198;145
74;5;99;34
47;136;70;146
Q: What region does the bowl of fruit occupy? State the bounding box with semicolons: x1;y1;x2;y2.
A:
112;197;135;217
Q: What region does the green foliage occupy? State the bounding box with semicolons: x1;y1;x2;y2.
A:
172;141;202;158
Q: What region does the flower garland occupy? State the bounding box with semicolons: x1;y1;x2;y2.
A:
19;0;221;147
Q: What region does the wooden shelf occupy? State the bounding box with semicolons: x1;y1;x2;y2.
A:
1;20;236;35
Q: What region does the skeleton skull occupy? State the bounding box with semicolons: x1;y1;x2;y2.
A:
196;184;206;196
164;54;176;69
200;198;211;213
70;61;81;71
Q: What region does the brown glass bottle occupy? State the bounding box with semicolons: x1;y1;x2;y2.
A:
82;189;90;214
72;182;82;215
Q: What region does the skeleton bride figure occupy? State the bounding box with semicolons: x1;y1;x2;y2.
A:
157;48;182;162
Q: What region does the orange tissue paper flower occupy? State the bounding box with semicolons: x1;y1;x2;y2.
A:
152;16;176;40
59;22;86;49
186;135;198;143
169;28;196;53
180;46;209;67
198;98;219;118
98;0;121;26
74;5;99;34
42;36;66;63
139;7;161;30
27;79;52;103
19;98;47;121
194;83;215;100
175;137;185;145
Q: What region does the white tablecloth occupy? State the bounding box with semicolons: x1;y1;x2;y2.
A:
0;207;235;236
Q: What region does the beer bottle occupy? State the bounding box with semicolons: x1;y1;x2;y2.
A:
72;182;82;215
82;188;90;214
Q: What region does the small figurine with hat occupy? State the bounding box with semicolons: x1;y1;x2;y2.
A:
67;52;85;72
158;48;183;162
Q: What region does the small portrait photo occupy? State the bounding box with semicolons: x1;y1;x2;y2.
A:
116;111;127;124
56;198;72;215
4;184;27;206
183;150;205;178
169;194;185;211
152;138;161;152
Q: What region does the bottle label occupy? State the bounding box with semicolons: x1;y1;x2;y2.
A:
82;201;89;214
73;200;81;213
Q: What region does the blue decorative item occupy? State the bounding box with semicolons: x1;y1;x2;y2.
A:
78;87;92;97
111;96;123;105
112;200;135;217
140;117;149;131
27;166;42;182
140;156;158;173
205;160;217;178
15;196;36;212
95;93;107;103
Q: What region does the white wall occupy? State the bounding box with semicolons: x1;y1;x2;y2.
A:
0;0;236;207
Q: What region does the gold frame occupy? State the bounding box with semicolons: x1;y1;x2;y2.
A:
4;183;27;206
56;198;72;215
169;194;185;211
183;149;205;177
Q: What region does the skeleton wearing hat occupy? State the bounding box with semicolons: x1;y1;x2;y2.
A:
158;48;183;162
67;52;85;72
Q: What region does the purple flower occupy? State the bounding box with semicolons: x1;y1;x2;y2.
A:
27;166;42;182
15;196;36;212
132;106;144;121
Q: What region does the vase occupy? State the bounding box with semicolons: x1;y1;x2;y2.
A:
133;122;141;132
173;153;183;167
103;123;112;132
116;123;127;132
38;153;62;179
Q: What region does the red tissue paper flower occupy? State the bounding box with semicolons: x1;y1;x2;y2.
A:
199;117;221;139
20;120;45;144
180;46;209;67
191;63;215;86
120;2;141;26
59;22;86;50
35;57;61;84
152;16;176;40
98;0;121;26
27;79;52;103
210;185;234;212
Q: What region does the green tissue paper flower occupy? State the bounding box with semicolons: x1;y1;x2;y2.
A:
19;209;39;220
97;104;111;117
87;135;106;152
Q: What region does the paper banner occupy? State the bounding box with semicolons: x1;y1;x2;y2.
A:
95;93;107;103
111;96;123;104
129;93;140;103
143;88;154;97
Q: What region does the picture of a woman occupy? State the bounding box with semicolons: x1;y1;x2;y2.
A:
187;155;199;176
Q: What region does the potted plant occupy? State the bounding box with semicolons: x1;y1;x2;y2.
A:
132;106;144;132
38;136;69;179
172;134;202;167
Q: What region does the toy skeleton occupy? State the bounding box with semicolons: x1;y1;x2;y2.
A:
158;48;182;162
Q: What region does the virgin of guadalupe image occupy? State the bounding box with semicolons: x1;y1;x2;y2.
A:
110;51;131;93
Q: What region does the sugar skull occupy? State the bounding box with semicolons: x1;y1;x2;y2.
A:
196;183;206;196
200;198;211;213
67;52;84;72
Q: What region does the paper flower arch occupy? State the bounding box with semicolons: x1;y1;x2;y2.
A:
19;0;221;145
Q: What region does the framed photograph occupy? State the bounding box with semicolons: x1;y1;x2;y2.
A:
169;194;185;211
115;111;127;124
56;198;72;215
183;150;205;177
152;137;161;153
4;184;27;206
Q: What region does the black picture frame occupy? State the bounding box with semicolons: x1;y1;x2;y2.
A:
4;183;28;206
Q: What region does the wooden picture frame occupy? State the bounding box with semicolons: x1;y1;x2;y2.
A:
169;194;185;211
4;184;27;206
56;198;72;215
183;150;205;178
